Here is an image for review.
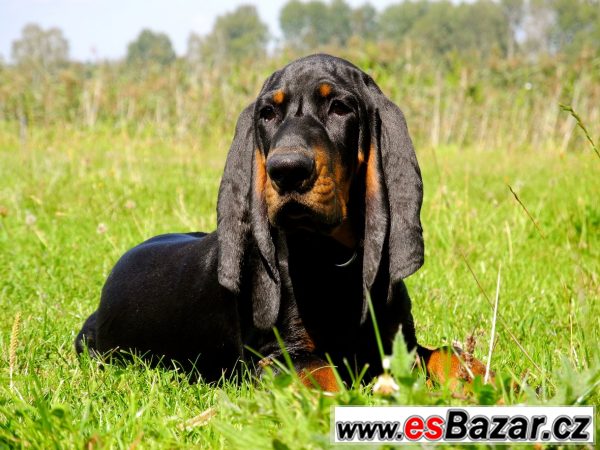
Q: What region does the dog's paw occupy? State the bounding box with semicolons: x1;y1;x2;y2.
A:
418;345;493;389
296;358;341;392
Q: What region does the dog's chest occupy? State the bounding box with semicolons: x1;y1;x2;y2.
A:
287;248;365;348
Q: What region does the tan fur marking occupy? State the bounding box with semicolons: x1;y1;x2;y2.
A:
424;348;462;387
319;83;332;97
333;160;350;219
298;361;340;392
422;346;490;390
365;143;379;197
273;90;285;104
264;146;352;229
261;151;279;220
329;152;356;246
304;148;338;216
357;149;365;167
255;149;267;197
265;180;278;220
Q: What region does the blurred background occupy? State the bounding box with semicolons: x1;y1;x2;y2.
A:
1;0;599;153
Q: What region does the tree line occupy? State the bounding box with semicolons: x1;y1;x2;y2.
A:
7;0;600;72
2;0;598;153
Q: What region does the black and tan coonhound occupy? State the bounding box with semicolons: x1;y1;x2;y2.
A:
76;54;485;390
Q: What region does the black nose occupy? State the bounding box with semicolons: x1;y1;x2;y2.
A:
266;152;314;192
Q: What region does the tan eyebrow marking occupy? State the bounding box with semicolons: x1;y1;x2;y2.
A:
319;83;332;97
273;90;285;104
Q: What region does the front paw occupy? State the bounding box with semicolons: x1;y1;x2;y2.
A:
417;345;492;388
257;354;341;392
294;355;341;392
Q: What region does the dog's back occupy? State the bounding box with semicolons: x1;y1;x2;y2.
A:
75;232;245;379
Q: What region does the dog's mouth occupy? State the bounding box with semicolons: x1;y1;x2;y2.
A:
270;197;340;233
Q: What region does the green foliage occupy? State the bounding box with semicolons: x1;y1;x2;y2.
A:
518;0;600;57
350;3;378;41
188;5;269;67
389;328;417;386
126;29;176;67
549;0;600;55
380;0;509;59
560;103;600;159
379;0;431;43
327;0;354;45
280;0;355;49
278;0;600;60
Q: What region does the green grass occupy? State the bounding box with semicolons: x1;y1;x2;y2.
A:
0;122;599;448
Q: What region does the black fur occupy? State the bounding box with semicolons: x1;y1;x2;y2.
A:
75;54;424;382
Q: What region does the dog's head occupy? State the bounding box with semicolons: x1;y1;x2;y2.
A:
254;59;362;236
217;54;424;329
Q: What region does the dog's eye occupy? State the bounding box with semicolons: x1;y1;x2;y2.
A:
260;106;276;122
329;100;352;116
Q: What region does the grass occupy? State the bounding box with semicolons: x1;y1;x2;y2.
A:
0;118;599;448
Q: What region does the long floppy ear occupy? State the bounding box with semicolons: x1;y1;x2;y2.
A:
217;104;255;294
362;80;424;293
217;103;280;330
249;146;280;329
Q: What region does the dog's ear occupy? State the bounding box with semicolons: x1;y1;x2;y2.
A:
361;77;424;295
217;103;280;330
249;145;280;329
217;103;254;294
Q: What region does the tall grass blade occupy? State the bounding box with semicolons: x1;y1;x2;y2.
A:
559;104;600;160
485;264;501;384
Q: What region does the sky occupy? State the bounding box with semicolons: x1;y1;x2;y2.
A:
0;0;400;63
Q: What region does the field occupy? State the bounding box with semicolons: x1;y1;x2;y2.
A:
1;56;599;447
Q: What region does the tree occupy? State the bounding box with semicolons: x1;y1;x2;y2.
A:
186;32;203;70
500;0;525;58
193;5;269;65
279;0;308;49
379;0;430;43
403;1;460;55
280;0;353;50
12;23;69;72
452;0;510;56
281;0;329;49
380;0;510;59
351;3;378;41
328;0;354;45
126;29;176;66
520;0;557;56
549;0;600;55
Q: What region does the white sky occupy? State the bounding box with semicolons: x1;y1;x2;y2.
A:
0;0;402;62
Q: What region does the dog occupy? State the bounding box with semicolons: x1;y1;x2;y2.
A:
76;54;486;390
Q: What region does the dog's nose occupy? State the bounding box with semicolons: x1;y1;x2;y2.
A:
266;152;314;192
